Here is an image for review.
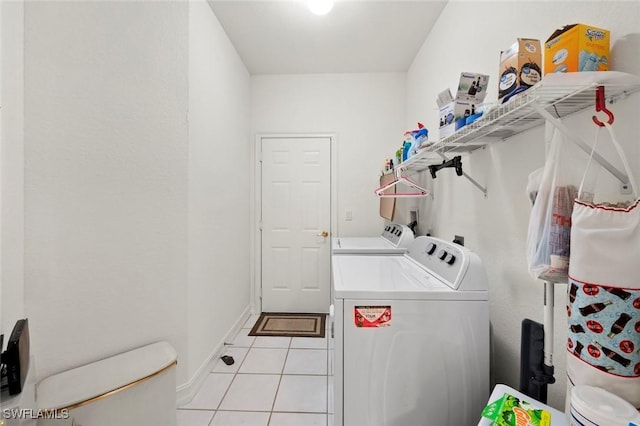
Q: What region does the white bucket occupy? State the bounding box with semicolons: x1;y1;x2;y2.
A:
569;385;640;426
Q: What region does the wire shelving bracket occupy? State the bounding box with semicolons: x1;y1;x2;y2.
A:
429;153;488;198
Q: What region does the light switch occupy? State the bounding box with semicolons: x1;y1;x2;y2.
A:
345;210;353;221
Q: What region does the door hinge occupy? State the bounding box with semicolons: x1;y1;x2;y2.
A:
259;150;263;163
259;220;263;231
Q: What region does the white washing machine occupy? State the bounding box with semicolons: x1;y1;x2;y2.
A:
332;223;414;255
331;236;490;426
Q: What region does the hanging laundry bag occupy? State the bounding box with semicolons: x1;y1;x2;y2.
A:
566;122;640;409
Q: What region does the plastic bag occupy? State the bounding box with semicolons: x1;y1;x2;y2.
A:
526;128;579;282
526;167;543;205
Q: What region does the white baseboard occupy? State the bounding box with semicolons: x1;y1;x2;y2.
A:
175;305;252;406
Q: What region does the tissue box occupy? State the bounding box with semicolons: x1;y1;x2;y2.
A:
498;39;542;103
544;24;610;74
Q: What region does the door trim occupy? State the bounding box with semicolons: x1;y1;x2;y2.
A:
252;133;338;314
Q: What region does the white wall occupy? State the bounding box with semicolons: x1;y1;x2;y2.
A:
187;0;251;385
16;0;253;395
1;0;25;338
404;1;640;409
0;0;2;337
23;1;190;383
7;0;639;411
251;73;406;237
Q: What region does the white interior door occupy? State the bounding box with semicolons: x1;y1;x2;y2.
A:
260;136;331;313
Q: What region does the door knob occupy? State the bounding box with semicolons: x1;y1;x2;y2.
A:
317;231;329;237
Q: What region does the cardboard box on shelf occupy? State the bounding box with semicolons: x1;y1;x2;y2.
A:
498;38;542;103
437;72;489;140
544;24;610;75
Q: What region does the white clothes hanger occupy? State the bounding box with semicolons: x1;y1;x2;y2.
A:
374;168;429;198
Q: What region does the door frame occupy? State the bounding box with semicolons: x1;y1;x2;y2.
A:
252;133;338;314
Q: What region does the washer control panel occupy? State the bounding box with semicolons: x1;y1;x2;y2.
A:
406;236;487;291
380;223;414;248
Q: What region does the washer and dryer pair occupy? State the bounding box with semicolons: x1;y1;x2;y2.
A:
330;224;490;426
331;224;415;256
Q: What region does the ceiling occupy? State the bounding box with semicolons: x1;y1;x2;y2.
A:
207;1;447;75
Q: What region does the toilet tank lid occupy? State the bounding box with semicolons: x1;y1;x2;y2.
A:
37;341;177;410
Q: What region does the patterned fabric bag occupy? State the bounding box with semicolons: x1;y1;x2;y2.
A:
566;122;640;409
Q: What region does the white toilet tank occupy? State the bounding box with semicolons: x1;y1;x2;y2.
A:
36;342;177;426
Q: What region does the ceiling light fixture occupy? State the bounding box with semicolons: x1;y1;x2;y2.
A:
307;0;334;16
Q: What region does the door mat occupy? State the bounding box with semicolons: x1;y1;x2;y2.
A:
249;313;326;338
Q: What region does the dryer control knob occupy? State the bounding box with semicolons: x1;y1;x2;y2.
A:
438;249;448;260
426;243;437;255
445;254;456;265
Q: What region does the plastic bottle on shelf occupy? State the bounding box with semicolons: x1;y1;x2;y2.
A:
410;128;428;156
402;141;412;161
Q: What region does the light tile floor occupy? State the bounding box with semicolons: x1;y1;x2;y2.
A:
177;314;333;426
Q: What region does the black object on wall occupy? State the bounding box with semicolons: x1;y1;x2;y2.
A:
519;318;555;404
428;155;463;179
1;318;30;395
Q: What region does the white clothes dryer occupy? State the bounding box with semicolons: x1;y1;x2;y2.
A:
331;236;490;426
331;223;414;255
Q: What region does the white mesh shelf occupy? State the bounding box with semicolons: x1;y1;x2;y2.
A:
401;71;640;172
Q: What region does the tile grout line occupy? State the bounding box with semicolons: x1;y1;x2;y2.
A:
181;316;331;426
208;323;256;425
267;336;291;425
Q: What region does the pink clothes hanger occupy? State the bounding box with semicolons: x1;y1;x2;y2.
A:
374;169;429;198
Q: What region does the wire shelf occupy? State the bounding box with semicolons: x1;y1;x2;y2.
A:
401;72;640;172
